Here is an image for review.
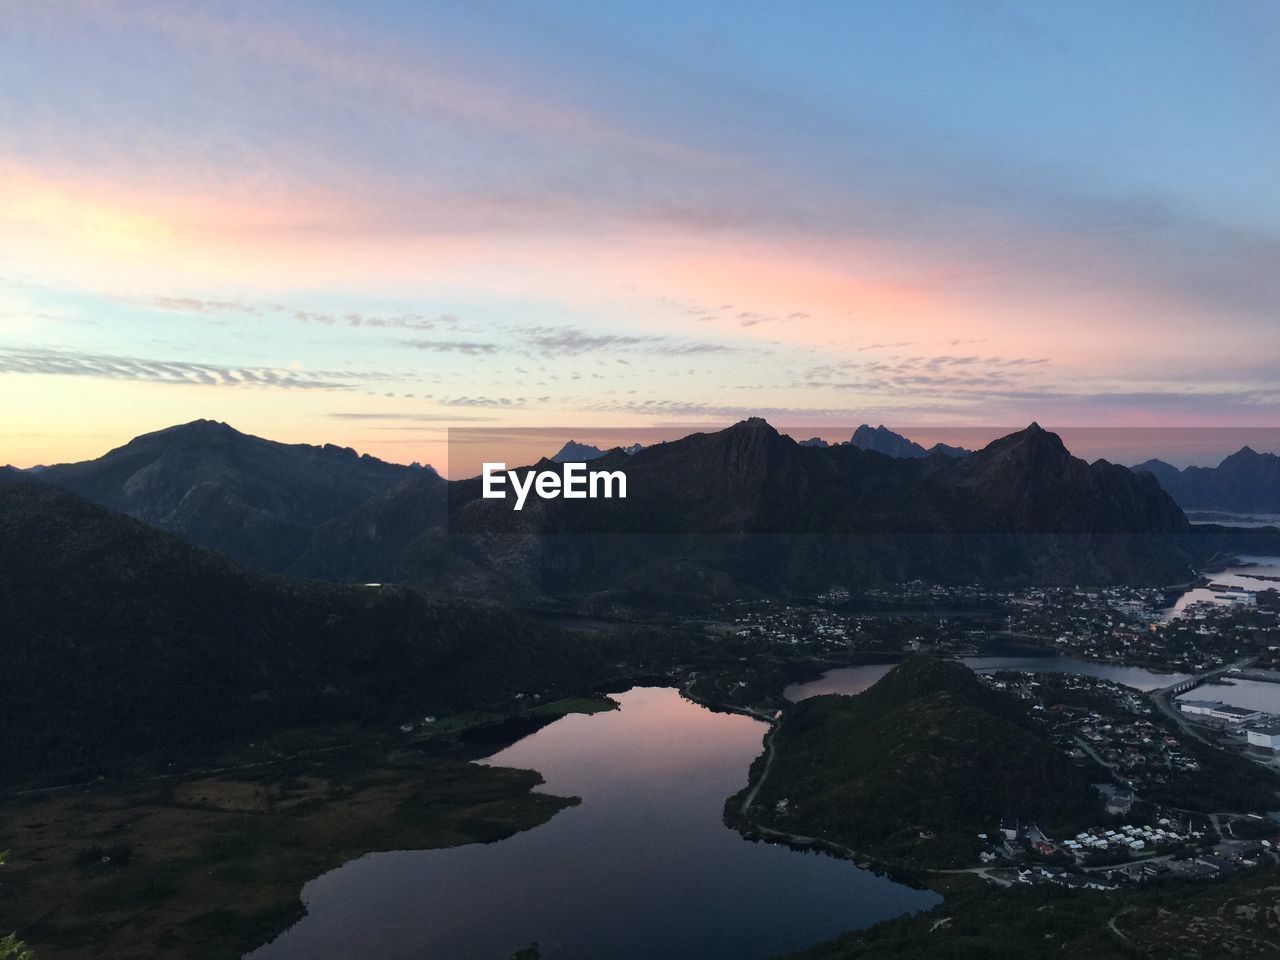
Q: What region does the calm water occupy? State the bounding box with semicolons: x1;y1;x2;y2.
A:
1187;512;1280;530
1162;555;1280;620
784;655;1190;701
1178;677;1280;714
248;687;938;960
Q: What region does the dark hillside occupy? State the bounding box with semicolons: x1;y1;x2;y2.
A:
736;656;1102;867
0;483;605;784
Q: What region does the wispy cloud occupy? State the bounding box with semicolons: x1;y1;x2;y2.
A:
142;295;458;331
326;411;499;422
0;347;372;389
440;395;527;408
399;339;499;355
580;398;865;420
521;325;736;357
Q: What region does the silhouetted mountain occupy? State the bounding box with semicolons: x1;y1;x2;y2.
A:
0;465;23;486
36;419;1198;606
1134;447;1280;513
38;420;420;569
431;419;1195;599
945;423;1186;535
927;441;971;459
848;424;970;459
551;440;643;461
289;470;457;585
798;437;829;448
0;482;617;784
551;440;607;462
850;423;927;458
1132;458;1181;486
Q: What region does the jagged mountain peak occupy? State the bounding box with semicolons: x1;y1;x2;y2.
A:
850;423;927;458
552;440;607;463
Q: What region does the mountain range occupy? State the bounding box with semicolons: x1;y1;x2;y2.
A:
34;420;424;569
551;440;644;462
10;417;1221;605
794;425;971;459
334;418;1196;600
849;423;971;459
1134;447;1280;513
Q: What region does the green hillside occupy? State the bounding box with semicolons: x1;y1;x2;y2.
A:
735;656;1102;867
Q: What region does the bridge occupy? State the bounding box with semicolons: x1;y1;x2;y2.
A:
1148;656;1257;744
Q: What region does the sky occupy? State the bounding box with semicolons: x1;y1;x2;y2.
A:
3;0;1280;473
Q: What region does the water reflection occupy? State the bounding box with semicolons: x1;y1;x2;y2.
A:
786;655;1190;702
1162;555;1280;620
248;687;937;960
1178;677;1280;715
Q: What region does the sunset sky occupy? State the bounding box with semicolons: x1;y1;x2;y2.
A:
4;1;1280;473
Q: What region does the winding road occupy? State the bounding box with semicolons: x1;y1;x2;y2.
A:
741;725;778;814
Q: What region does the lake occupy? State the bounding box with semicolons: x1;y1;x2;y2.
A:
247;686;938;960
784;654;1190;701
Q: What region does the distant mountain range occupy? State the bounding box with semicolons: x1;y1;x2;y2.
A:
793;424;971;459
551;440;644;462
1134;447;1280;513
848;423;971;459
10;417;1241;605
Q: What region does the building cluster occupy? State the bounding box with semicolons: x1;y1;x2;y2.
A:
1171;668;1280;758
984;671;1201;796
1061;822;1190;855
1178;699;1263;724
714;597;983;656
987;814;1273;891
714;578;1280;672
1010;838;1271;890
1001;583;1280;674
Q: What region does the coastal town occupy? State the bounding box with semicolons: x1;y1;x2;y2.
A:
972;668;1280;892
711;565;1280;898
716;576;1280;671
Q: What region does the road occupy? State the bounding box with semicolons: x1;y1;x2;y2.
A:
740;725;778;814
1148;655;1257;745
